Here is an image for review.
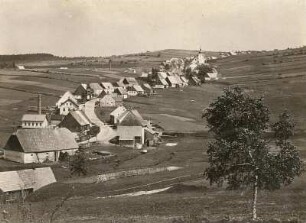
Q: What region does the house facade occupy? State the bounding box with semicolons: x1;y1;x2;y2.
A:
4;128;78;163
99;95;116;107
59;110;92;133
88;83;103;97
117;110;146;147
58;97;79;115
74;84;89;101
100;82;114;93
110;106;127;124
21;114;48;129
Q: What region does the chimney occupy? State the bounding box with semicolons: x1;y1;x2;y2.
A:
38;94;42;114
109;59;112;71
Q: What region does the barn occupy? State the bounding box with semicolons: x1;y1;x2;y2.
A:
3;128;78;163
0;167;56;202
59;110;92;133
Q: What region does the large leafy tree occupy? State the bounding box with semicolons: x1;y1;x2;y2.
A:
203;87;303;220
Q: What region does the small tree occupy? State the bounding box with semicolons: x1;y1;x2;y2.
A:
203;87;303;220
70;150;88;176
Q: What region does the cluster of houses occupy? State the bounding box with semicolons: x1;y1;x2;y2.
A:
3;74;161;165
73;77;154;104
154;71;189;89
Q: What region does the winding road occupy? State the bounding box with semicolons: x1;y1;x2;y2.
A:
84;99;117;144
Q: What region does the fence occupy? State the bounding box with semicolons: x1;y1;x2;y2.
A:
96;166;181;183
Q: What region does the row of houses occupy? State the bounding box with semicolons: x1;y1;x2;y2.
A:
74;77;154;103
154;71;189;89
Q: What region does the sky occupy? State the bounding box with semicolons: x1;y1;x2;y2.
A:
0;0;305;57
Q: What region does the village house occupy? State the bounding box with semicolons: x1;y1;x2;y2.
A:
0;167;56;202
99;95;116;107
4;128;78;163
126;86;138;96
57;96;79;116
180;76;189;86
142;83;154;95
205;68;219;81
144;127;161;147
109;106;127;124
113;81;126;90
74;84;89;101
55;91;75;108
100;82;114;93
88;83;104;97
189;76;201;85
117;110;145;147
154;77;169;89
173;74;184;87
21;114;48;129
59;110;92;134
121;77;139;87
114;87;128;99
166;76;180;88
132;85;145;95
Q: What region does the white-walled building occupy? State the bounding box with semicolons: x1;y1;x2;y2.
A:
21;114;48;129
4;128;78;163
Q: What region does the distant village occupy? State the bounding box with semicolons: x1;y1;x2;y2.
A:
0;50;220;201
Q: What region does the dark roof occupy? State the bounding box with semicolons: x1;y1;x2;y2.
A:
4;128;78;153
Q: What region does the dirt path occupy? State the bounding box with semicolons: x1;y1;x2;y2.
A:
84;100;117;144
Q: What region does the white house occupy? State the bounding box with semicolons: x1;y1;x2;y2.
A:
57;97;79;116
88;83;104;97
99;95;116;107
110;106;127;124
21;114;48;129
100;82;114;93
117;110;146;147
55;91;76;108
4;128;78;163
205;68;219;81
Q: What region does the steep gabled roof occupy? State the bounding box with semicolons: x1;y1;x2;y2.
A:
124;77;138;85
70;110;91;126
0;167;56;192
110;106;127;117
99;95;116;103
4;128;78;153
101;82;114;89
157;72;168;79
88;83;103;91
56;91;76;107
133;85;144;92
115;87;127;95
159;78;169;86
21;114;47;122
118;110;145;126
59;97;79;107
166;76;179;85
180;76;189;83
142;83;152;90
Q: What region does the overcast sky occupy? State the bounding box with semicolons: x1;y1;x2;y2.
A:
0;0;305;57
